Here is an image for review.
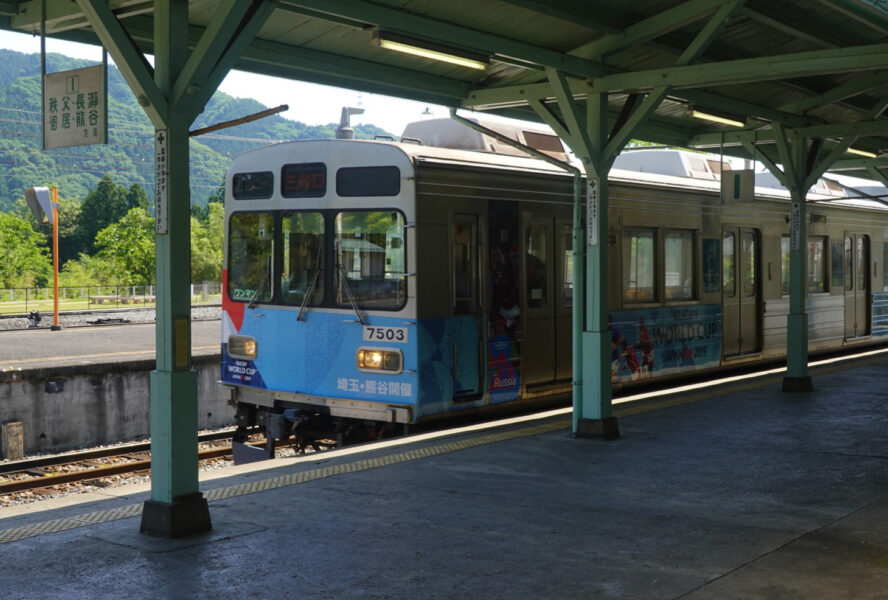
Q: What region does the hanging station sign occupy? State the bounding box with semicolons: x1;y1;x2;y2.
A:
43;65;106;149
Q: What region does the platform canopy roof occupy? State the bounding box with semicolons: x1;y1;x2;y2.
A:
4;0;888;181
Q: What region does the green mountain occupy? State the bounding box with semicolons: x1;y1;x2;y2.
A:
0;49;393;212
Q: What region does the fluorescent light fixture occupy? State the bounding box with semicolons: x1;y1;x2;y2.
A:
688;105;745;128
847;147;877;158
374;31;488;70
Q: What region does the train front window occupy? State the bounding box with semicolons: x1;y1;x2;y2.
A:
335;211;406;309
281;212;325;306
227;212;275;303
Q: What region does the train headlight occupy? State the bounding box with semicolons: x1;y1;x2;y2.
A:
228;335;258;360
357;348;403;373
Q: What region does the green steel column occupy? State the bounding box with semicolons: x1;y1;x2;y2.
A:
140;0;211;536
575;93;618;439
783;186;812;390
782;133;813;392
571;173;584;433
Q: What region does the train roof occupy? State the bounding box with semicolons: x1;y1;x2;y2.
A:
232;119;888;210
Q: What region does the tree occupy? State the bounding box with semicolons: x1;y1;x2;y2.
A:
191;202;224;281
78;175;129;254
12;194;84;265
126;183;149;210
94;207;155;284
191;186;223;221
0;211;51;287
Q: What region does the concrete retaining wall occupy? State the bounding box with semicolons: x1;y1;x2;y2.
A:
0;354;230;455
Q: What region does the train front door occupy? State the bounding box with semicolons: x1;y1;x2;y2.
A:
722;227;761;357
451;214;482;397
844;234;871;339
522;217;572;385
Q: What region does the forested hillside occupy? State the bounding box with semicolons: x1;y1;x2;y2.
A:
0;49;392;212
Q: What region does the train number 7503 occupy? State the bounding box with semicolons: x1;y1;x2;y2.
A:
363;326;408;343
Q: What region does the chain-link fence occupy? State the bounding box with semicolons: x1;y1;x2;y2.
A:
0;281;222;314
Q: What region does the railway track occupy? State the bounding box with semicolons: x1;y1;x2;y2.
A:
0;431;270;496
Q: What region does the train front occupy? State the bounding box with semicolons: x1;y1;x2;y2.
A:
219;140;418;448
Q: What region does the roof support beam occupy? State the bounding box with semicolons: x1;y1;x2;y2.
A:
495;0;624;32
240;37;472;102
603;0;742;156
466;43;888;109
14;0;152;33
819;0;888;36
574;0;740;60
277;0;606;77
172;0;276;118
593;43;888;93
73;0;166;126
804;97;888;188
777;71;888;114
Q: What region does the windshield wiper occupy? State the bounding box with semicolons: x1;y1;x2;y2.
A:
337;262;368;325
297;245;323;321
248;256;272;309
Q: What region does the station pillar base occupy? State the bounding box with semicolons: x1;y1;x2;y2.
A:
576;417;620;440
782;376;813;392
140;492;212;538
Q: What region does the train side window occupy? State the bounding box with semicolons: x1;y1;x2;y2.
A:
665;230;695;300
525;222;548;309
723;232;736;298
623;229;656;302
227;212;275;303
781;236;790;295
334;210;406;309
453;215;478;314
742;232;756;297
857;236;867;291
831;241;844;291
560;224;573;307
808;236;827;293
281;212;325;306
883;242;888;292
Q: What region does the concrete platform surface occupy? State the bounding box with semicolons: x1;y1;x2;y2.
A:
2;356;888;599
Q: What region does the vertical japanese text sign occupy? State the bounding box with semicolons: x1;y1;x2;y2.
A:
155;130;168;235
43;65;106;149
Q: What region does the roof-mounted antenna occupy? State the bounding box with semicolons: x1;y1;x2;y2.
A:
336;106;365;139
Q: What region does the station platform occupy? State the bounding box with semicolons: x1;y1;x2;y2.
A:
2;353;888;599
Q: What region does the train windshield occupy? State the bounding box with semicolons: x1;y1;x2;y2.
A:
282;212;324;305
227;209;407;310
227;213;274;303
335;211;406;309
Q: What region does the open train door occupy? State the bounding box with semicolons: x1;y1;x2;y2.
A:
722;227;761;357
844;234;871;340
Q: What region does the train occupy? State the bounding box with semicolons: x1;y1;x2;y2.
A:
219;117;888;450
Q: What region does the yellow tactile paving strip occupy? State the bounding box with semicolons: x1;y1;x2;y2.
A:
0;418;569;545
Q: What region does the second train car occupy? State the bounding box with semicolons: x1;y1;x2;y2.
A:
220;118;888;443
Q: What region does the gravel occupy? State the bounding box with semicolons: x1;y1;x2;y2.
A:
0;305;221;330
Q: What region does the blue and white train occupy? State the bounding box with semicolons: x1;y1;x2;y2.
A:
220;118;888;447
